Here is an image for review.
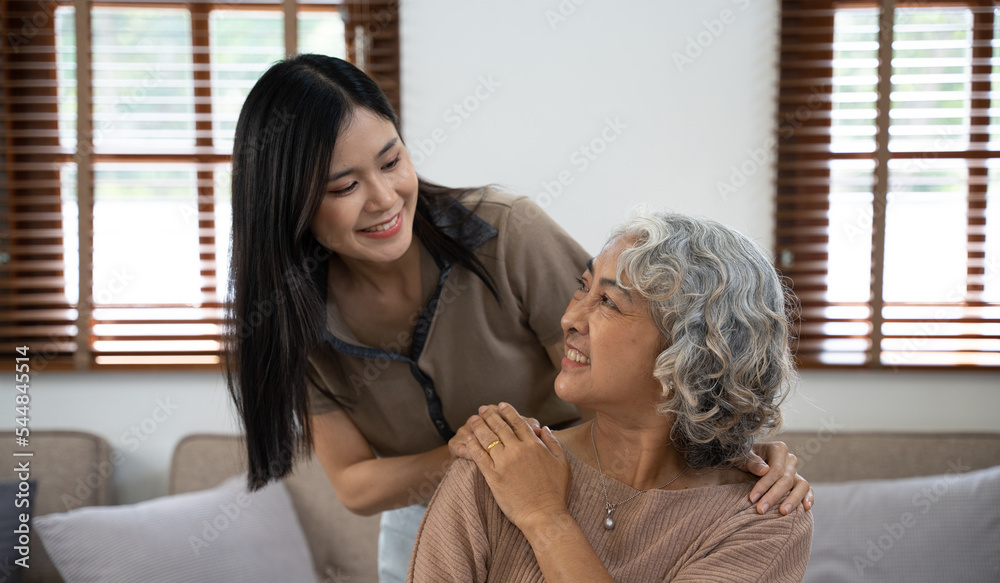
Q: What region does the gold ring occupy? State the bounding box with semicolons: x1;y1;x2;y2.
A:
486;440;502;453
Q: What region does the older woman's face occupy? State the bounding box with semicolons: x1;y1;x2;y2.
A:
554;237;666;415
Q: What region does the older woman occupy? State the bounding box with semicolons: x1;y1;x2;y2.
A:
407;213;813;582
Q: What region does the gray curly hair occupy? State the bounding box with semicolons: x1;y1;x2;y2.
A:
609;212;796;469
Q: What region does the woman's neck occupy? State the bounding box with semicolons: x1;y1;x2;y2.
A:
331;238;422;297
559;412;753;491
575;414;688;492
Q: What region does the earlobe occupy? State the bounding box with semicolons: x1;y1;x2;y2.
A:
661;376;676;400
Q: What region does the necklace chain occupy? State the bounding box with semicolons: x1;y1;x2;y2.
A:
590;421;688;530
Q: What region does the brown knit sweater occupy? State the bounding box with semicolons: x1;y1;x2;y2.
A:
408;450;812;582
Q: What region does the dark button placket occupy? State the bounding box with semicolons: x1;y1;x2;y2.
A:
324;259;456;442
321;196;500;444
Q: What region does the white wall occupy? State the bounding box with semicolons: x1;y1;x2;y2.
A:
401;0;779;253
398;0;1000;431
9;373;238;504
5;0;998;505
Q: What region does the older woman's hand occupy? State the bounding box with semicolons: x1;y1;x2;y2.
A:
465;403;572;531
449;411;543;461
741;441;815;515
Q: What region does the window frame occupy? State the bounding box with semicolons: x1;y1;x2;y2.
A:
775;0;1000;370
1;0;401;371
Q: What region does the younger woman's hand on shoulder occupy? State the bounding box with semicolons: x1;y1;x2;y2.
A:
466;403;572;532
448;415;477;460
742;440;815;515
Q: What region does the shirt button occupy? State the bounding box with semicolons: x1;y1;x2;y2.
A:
425;389;433;397
435;420;444;428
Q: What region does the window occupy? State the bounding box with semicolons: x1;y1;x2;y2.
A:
2;0;400;370
777;0;1000;368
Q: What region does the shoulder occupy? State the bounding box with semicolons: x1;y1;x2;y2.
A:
433;458;490;505
458;188;584;261
457;186;522;208
661;480;813;551
445;457;483;483
714;492;814;565
731;499;814;539
420;458;499;540
457;187;548;232
410;459;495;581
699;481;813;533
668;487;812;581
733;504;814;578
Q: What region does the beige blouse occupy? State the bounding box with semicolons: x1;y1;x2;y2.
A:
306;189;590;459
408;450;813;582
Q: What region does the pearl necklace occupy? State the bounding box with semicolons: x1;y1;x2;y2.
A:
590;421;688;530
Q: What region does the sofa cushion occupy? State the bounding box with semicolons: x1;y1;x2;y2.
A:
805;464;1000;582
170;434;380;582
34;475;313;583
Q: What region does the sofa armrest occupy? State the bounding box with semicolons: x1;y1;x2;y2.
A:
170;434;381;583
168;433;245;495
777;431;1000;482
0;429;115;583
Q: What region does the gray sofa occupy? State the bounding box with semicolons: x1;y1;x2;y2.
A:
1;431;115;583
4;430;999;582
168;434;380;583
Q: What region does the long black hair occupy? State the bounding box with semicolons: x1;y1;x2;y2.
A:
226;54;497;490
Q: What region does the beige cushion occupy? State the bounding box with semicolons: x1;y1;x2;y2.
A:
170;434;380;582
36;476;314;583
0;430;114;583
777;431;1000;482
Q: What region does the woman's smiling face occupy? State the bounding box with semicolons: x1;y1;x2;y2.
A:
309;108;419;265
555;237;667;415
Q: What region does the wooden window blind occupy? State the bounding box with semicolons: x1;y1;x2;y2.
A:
777;0;1000;368
2;0;400;370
